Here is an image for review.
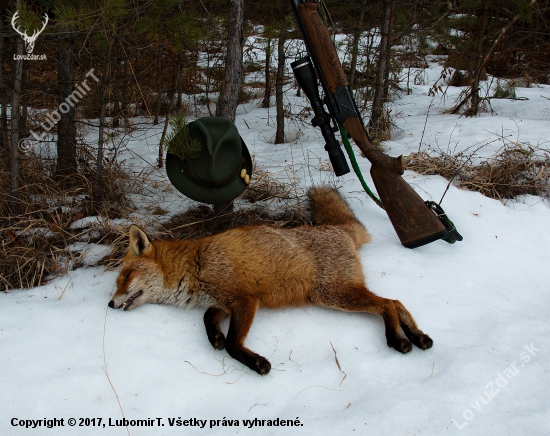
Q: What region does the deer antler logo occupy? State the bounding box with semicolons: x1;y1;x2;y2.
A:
11;11;49;54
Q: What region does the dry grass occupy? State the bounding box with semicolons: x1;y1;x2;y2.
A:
405;140;550;201
159;164;311;240
0;142;139;291
160;204;310;240
0;241;55;290
369;109;395;144
240;165;293;203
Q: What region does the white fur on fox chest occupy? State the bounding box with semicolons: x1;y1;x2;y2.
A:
156;275;216;309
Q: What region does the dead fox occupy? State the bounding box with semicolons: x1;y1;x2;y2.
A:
109;187;433;375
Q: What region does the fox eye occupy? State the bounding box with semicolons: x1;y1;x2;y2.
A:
124;272;131;282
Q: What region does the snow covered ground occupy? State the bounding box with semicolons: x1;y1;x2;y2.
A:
2;51;550;436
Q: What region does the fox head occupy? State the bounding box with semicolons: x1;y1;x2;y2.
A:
108;225;164;311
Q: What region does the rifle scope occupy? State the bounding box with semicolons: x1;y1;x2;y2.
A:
291;56;350;177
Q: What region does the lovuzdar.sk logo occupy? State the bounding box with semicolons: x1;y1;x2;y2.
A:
11;11;48;60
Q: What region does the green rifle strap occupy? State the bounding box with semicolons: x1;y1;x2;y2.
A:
339;126;385;210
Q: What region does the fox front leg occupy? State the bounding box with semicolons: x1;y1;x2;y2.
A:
224;297;271;376
203;307;228;350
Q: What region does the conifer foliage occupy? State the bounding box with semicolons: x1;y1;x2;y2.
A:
166;111;201;162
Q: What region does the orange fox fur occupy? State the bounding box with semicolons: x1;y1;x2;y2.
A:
109;187;432;375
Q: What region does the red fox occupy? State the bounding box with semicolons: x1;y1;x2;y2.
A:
109;187;433;375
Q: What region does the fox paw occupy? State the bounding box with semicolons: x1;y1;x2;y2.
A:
248;355;271;376
207;332;226;350
388;337;413;354
412;334;433;350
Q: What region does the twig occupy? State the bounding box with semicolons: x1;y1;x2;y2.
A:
102;291;131;436
184;360;226;377
288;350;301;369
417;96;436;153
294;385;342;399
330;341;347;386
57;277;72;300
450;14;521;115
225;371;249;384
439;140;492;204
38;260;45;287
248;398;273;412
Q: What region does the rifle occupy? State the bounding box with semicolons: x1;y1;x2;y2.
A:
290;0;462;248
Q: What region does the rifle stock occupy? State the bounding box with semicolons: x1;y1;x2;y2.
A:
292;0;451;248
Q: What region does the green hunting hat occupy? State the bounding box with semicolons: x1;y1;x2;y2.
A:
165;117;252;204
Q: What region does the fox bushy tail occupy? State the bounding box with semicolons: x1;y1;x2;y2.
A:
307;186;371;248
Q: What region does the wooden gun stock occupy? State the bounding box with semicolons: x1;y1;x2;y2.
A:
293;0;450;247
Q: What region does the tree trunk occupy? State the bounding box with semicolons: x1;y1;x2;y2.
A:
450;0;491;116
360;30;376;111
121;53;128;116
158;49;184;169
215;0;244;123
213;0;244;214
20;70;28;139
369;0;394;136
382;0;395;105
274;27;286;144
120;50;130;118
154;45;163;125
176;51;183;110
349;0;366;92
467;0;490;117
93;42;113;205
0;3;7;159
260;37;272;108
10;38;24;214
204;46;214;116
56;35;78;180
113;42;121;127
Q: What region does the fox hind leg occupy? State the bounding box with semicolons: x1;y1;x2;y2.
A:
204;307;229;350
316;285;424;354
392;299;433;350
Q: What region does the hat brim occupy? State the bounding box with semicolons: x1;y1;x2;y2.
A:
166;138;253;204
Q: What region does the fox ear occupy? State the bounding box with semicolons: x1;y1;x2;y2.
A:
129;225;150;256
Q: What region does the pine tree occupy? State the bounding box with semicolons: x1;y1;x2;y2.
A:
369;0;395;137
51;0;81;181
9;0;25;214
215;0;244;123
274;15;292;145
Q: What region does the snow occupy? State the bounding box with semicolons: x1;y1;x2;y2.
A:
2;50;550;436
